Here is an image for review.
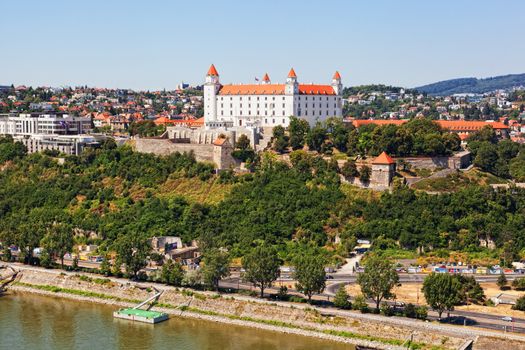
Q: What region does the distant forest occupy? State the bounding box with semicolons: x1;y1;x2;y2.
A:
416;74;525;96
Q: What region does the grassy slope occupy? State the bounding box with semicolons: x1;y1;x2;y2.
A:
412;168;508;192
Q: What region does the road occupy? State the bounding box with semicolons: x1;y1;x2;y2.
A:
221;276;525;335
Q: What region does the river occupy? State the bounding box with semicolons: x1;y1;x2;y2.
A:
0;292;354;350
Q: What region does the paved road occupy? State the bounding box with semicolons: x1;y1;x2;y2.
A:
221;276;525;335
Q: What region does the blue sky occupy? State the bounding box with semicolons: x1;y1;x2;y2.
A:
1;0;524;90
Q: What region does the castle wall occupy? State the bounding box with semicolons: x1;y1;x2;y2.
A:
135;138;214;163
400;151;471;170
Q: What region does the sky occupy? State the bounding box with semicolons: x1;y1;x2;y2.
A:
1;0;524;90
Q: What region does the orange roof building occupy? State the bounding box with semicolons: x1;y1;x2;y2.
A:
372;151;395;165
351;119;509;135
203;65;343;129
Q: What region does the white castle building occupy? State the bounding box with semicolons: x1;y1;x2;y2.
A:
203;65;343;130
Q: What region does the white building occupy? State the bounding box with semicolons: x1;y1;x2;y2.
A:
203;65;343;130
0;112;98;155
0;113;92;136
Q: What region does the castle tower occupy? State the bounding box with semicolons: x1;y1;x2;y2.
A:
331;71;342;95
285;68;298;95
262;73;270;85
204;64;221;126
371;151;396;189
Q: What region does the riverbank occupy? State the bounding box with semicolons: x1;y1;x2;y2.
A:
4;264;524;350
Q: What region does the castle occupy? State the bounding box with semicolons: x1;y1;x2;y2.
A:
203;64;343;142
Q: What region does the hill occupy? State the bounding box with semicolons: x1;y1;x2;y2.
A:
415;73;525;96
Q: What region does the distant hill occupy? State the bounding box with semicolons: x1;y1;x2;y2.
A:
415;73;525;96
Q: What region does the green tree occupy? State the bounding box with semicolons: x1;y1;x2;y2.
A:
422;273;462;319
473;142;499;173
306;123;327;152
497;273;508;290
242;244;281;298
115;233;149;279
333;285;352;309
293;252;326;302
359;165;372;183
512;295;525;311
288;116;309;150
201;248;230;291
41;223;73;269
455;275;485;304
161;259;184;286
357;255;399;311
341;160;359;178
100;256;112;276
39;249;52;268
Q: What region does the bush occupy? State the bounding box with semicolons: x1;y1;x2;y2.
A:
333;286;352;310
380;302;394;316
404;303;417;318
277;286;288;300
352;294;369;313
512;278;525;291
513;295;525;311
416;306;428;320
289;295;307;303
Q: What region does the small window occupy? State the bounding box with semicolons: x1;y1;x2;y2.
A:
272;119;275;123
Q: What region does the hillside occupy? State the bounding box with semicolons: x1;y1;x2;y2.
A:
415;73;525;96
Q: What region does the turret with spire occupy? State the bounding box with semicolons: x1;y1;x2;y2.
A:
285;68;298;95
331;71;342;95
262;73;270;84
204;64;221;125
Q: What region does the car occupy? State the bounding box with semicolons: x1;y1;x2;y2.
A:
502;316;513;322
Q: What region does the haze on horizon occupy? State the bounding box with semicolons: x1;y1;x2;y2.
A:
1;0;523;91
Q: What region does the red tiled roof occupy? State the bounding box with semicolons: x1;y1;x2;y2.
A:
218;84;335;95
207;64;219;76
218;84;285;95
436;120;508;131
351;119;509;131
287;68;297;78
298;84;335;95
352;119;408;128
263;73;270;82
213;137;227;146
333;71;341;80
372;151;395;165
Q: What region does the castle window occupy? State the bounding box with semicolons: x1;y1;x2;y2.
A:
282;103;285;108
265;97;267;100
272;119;275;123
248;97;251;101
257;97;260;101
282;118;285;123
265;119;268;123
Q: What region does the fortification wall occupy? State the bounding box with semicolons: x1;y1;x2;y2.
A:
134;138;214;163
401;151;471;170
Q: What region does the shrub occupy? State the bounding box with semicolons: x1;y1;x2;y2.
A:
415;306;428;320
333;286;352;310
380;302;394;316
512;295;525;311
404;303;417;318
352;295;369;313
512;278;525;291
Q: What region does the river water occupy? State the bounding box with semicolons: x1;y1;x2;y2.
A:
0;292;354;350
